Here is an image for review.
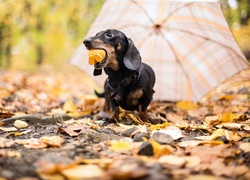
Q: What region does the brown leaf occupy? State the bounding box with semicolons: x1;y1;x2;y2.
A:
58;124;86;136
167;113;189;128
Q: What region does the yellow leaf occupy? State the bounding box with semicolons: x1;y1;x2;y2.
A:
63;99;79;117
200;140;224;146
128;113;144;124
176;101;197;110
148;140;161;155
211;129;241;142
109;141;131;152
83;94;97;111
219;113;236;123
218;94;234;101
211;129;224;140
149;122;170;131
154;145;173;158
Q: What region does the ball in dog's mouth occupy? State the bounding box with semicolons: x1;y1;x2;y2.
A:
88;49;106;65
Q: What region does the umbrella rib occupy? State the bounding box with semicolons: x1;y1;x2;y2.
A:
131;0;155;25
166;27;246;60
162;2;193;24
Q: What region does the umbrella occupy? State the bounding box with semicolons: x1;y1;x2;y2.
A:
70;0;249;102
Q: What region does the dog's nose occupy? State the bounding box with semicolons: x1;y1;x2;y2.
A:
83;38;92;45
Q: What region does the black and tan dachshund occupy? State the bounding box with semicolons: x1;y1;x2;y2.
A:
83;29;155;123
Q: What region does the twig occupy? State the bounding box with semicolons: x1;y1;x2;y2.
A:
0;114;80;125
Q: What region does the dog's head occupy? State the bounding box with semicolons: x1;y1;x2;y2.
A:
83;29;141;75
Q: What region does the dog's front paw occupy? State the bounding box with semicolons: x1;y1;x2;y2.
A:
139;111;162;124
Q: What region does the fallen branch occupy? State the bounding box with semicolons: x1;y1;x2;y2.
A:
0;114;91;125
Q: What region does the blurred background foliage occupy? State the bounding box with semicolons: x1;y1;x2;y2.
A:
0;0;249;71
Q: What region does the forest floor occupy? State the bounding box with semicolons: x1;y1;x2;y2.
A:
0;67;250;180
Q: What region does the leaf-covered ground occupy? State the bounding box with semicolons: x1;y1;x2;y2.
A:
0;68;250;180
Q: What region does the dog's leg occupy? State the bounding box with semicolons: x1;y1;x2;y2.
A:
138;93;155;123
109;100;120;121
103;95;111;112
138;97;152;123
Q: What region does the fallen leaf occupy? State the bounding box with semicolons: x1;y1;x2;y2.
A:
178;140;202;147
83;94;98;110
167;113;189;128
239;143;250;152
176;101;198;110
14;119;29;128
81;158;113;168
106;123;127;134
186;174;220;180
218;94;234;101
15;138;47;149
204;115;219;125
154;145;173;158
149;122;171;131
107;156;148;179
184;155;201;167
148;140;161;155
35;153;80;174
128;113;144;125
0;137;14;148
0;149;21;158
14;129;33;136
219;113;239;123
40;136;65;147
61;164;104;179
198;129;242;142
158;155;186;167
159;125;184;140
63;99;79;117
178;140;223;147
216;123;243;130
0;126;17;132
58;124;86;136
109;140;131;153
0;111;14;118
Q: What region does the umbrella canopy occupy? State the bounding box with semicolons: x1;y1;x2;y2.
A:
70;0;249;102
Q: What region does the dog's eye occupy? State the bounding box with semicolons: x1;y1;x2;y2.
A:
105;32;114;38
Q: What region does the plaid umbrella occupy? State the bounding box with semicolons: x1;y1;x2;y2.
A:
70;0;249;102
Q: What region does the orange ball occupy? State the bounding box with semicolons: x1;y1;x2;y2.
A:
88;49;106;65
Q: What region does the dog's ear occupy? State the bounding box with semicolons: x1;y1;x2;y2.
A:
123;38;141;71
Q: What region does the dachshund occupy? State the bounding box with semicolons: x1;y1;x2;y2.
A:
83;29;155;123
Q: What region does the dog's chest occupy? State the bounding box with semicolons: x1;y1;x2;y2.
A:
114;88;143;109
